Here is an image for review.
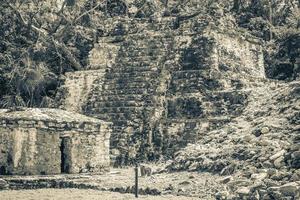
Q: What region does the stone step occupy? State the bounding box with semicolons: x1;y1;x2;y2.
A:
101;82;154;90
92;81;155;88
102;81;160;89
164;116;231;123
93;100;154;107
105;70;159;77
110;60;154;67
100;81;158;88
108;120;129;126
121;47;173;54
125;35;174;42
172;70;207;79
92;114;128;121
204;92;249;104
91;94;153;101
209;89;252;95
103;77;159;84
207;108;245;117
169;84;213;93
87;101;153;108
170;83;222;93
97;106;151;113
115;56;162;63
171;70;220;81
167;91;248;105
114;56;175;66
110;67;147;73
121;48;171;54
121;39;170;45
99;88;155;95
94;112;150;121
106;67;156;74
101;80;158;87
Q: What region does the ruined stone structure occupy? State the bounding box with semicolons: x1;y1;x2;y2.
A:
0;108;111;175
58;16;265;162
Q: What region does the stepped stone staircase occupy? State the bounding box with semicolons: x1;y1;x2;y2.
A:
57;16;265;164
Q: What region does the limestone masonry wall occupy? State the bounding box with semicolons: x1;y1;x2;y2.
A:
58;70;106;112
0;109;111;175
59;16;265;163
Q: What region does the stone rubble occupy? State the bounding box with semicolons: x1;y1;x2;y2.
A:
166;81;300;199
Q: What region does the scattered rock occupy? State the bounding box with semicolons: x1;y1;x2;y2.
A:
273;156;285;169
236;186;251;196
220;176;232;184
270;150;286;161
269;182;300;198
0;179;8;190
270;171;290;181
227;179;252;191
179;180;191;185
215;191;230;200
220;164;236;175
251;173;268;181
188;175;195;179
252;128;262;137
188;162;199;171
148;188;161;195
291;151;300;168
262;160;273;168
163;70;298;199
290;170;300;181
261;127;270;134
252;126;270;137
279;182;300;197
290;144;300;152
164;184;174;191
267;168;277;176
177;187;186;193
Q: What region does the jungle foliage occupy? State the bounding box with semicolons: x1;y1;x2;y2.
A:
0;0;299;108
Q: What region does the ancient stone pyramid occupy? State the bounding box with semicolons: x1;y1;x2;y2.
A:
57;15;265;163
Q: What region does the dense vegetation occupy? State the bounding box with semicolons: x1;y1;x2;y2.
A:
0;0;299;108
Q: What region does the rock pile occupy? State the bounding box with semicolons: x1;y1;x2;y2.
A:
0;179;8;190
167;81;300;199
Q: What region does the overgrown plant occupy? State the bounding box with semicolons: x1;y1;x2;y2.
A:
0;0;299;108
0;0;106;108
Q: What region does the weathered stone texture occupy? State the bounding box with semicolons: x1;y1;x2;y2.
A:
59;16;265;163
0;108;111;175
58;70;106;113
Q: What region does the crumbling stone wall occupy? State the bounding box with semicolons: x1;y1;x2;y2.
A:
59;16;265;163
58;70;106;112
162;31;264;155
0;108;111;175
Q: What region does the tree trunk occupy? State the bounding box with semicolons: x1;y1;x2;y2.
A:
6;1;83;70
269;0;273;41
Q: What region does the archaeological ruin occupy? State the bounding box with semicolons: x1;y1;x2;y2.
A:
0;0;300;198
0;108;111;175
57;16;265;164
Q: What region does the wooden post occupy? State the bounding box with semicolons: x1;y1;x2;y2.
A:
135;163;138;198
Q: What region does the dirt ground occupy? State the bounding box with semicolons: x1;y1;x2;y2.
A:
1;167;226;199
0;189;199;200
